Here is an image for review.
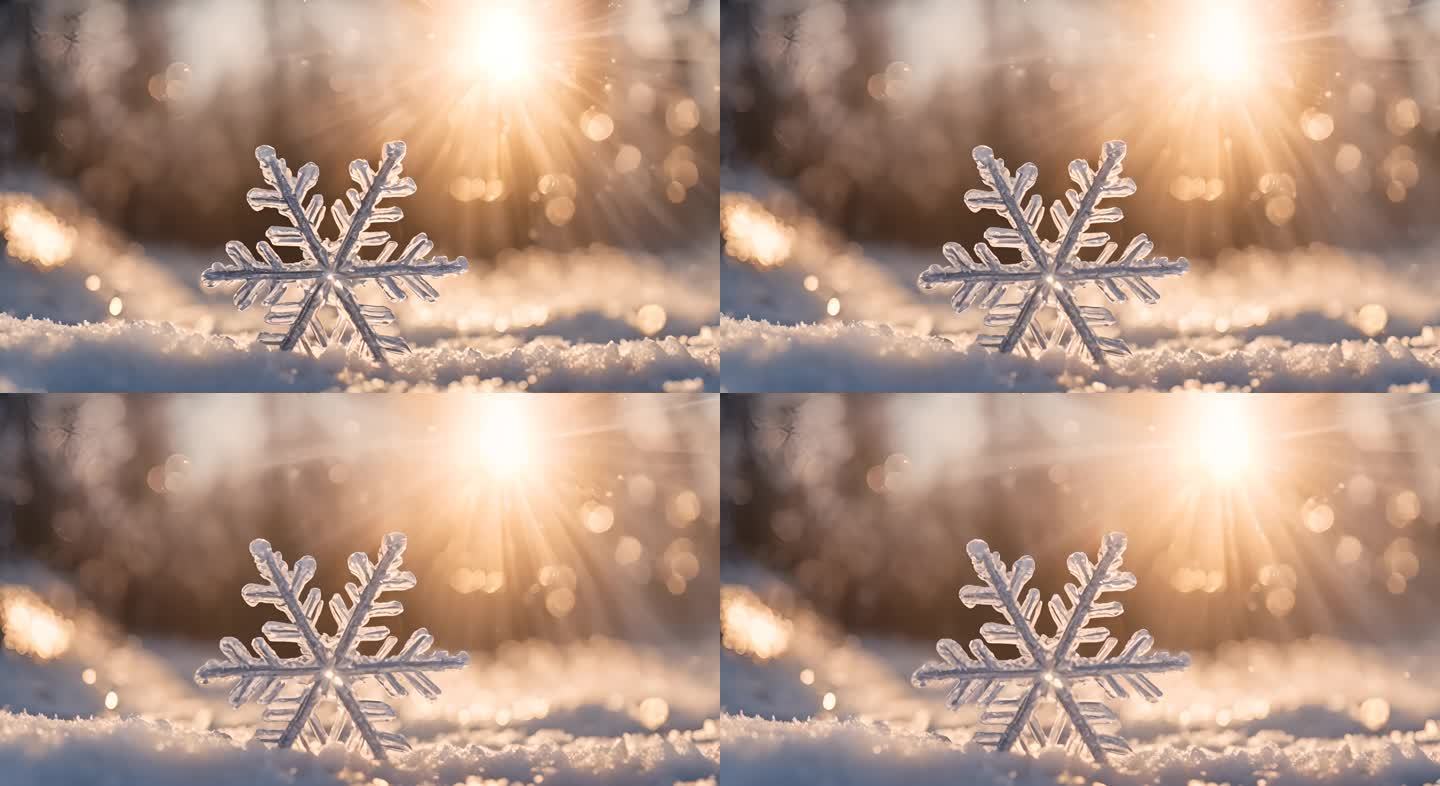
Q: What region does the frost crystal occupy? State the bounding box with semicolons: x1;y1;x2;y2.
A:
195;533;468;762
918;141;1187;364
202;142;468;364
912;532;1188;764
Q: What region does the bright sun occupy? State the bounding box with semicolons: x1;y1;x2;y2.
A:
463;397;538;481
1176;2;1259;91
453;3;541;90
1188;397;1255;483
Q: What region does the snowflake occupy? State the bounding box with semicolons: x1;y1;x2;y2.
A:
917;141;1187;365
195;532;469;762
911;532;1188;764
202;141;468;364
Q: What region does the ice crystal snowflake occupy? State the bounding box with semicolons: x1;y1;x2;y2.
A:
202;141;468;364
917;141;1188;365
195;533;468;762
911;532;1189;764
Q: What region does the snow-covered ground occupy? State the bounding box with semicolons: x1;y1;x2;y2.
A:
0;563;719;786
0;179;718;392
720;179;1440;392
721;563;1440;785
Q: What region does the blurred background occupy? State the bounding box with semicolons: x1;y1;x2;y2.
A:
0;393;718;649
722;0;1440;256
1;0;718;253
724;394;1440;654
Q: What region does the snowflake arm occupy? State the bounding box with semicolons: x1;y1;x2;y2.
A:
957;539;1046;657
202;142;468;365
321;144;457;363
195;636;321;706
325;533;468;759
195;533;469;763
912;532;1188;765
912;540;1052;753
917;141;1188;365
328;534;468;697
1068;630;1190;697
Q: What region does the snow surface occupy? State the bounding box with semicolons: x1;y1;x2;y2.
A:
0;177;718;391
720;175;1440;392
721;562;1440;785
0;563;719;786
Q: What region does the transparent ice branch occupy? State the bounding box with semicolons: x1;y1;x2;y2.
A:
202;141;468;364
917;141;1189;364
911;532;1188;765
194;532;469;763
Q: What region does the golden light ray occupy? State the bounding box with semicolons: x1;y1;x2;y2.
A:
1099;395;1426;647
1032;0;1385;253
391;395;714;644
876;395;1433;648
340;0;715;251
146;395;715;648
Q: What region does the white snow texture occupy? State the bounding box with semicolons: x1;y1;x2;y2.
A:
917;141;1187;363
911;533;1188;764
195;533;468;762
202;142;467;364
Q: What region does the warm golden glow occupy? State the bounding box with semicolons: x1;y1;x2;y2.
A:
1;588;74;661
722;195;795;268
1;197;77;269
452;3;541;91
1175;2;1259;91
1186;397;1255;483
459;396;539;481
721;586;792;660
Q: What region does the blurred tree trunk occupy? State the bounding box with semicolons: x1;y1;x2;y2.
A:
0;397;52;560
5;0;55;172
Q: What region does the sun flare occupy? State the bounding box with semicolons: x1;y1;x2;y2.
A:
452;3;542;91
1189;397;1256;483
1174;1;1261;92
461;397;539;481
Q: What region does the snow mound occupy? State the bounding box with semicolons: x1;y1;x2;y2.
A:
0;314;717;392
719;316;1440;392
720;714;1440;786
0;712;718;786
